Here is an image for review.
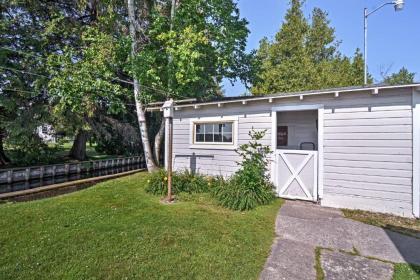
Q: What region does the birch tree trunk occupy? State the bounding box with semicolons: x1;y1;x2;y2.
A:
127;0;158;172
153;118;165;165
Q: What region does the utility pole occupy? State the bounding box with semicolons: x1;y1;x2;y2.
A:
162;99;174;202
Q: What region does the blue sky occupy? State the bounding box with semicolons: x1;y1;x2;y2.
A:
223;0;420;96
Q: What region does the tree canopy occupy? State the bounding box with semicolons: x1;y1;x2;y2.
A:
251;0;367;94
383;67;415;85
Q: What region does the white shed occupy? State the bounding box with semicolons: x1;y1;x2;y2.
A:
163;84;420;218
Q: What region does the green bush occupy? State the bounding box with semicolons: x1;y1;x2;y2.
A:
212;129;275;211
145;169;213;195
145;169;174;195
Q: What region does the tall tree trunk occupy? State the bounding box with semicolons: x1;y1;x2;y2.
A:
154;118;165;165
127;0;158;172
69;130;88;161
0;130;10;166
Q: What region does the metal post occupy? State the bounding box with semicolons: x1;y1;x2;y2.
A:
167;116;173;202
162;99;174;202
364;8;368;85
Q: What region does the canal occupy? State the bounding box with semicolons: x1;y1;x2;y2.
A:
0;157;145;194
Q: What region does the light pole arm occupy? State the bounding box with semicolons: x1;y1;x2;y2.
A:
365;2;394;17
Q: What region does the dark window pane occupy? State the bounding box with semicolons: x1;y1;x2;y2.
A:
204;124;214;142
214;133;222;142
213;124;223;142
223;133;232;143
195;124;202;134
204;124;213;134
205;133;213;142
222;123;232;133
196;134;204;142
216;124;223;134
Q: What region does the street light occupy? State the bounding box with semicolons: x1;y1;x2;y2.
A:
364;0;404;85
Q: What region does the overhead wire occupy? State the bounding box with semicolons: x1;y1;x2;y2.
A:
0;65;167;106
0;46;171;96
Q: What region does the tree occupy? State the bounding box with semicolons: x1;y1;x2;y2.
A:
126;0;254;171
0;0;61;165
383;67;415;85
251;0;366;94
2;0;254;168
47;26;128;160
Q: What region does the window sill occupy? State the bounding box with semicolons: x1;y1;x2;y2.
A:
189;144;237;150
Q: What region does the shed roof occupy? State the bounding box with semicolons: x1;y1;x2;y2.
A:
147;83;420;111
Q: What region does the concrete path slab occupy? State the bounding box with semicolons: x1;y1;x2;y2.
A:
260;200;420;280
260;238;316;280
321;250;393;280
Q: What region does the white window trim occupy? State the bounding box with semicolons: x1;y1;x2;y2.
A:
189;116;239;150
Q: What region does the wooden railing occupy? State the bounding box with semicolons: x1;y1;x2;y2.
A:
0;156;145;184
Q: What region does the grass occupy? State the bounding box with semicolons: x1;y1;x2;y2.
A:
342;209;420;239
314;247;325;280
393;264;420;280
0;172;282;279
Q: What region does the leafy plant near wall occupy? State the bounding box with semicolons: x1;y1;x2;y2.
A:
213;129;276;211
145;169;215;195
146;129;276;211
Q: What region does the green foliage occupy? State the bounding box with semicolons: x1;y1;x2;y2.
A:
145;169;213;195
384;67;415;85
147;130;276;211
131;0;255;102
213;129;276;211
252;0;368;94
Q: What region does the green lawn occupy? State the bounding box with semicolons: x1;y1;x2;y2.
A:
393;264;420;280
0;172;282;279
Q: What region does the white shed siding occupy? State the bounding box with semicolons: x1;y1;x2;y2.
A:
171;87;414;216
172;111;272;177
321;92;413;217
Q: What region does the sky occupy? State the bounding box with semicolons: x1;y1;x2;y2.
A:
223;0;420;96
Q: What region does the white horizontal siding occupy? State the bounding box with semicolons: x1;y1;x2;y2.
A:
322;98;413;215
324;125;412;133
172;87;414;216
172;111;271;177
323;153;412;163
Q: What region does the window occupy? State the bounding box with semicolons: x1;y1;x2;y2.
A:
194;122;233;144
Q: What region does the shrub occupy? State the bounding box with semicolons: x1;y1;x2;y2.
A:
145;169;212;195
145;169;173;196
212;129;275;211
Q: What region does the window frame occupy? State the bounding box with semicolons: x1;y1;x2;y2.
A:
189;117;238;150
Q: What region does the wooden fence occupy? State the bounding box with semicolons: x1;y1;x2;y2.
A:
0;156;144;184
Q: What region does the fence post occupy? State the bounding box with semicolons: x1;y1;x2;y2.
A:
64;164;69;176
7;170;13;184
40;166;44;180
25;168;30;181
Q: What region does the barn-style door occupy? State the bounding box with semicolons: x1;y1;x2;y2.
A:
275;150;318;201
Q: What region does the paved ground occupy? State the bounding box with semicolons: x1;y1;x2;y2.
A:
260;201;420;280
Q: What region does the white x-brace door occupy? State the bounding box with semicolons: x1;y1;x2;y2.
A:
276;150;318;201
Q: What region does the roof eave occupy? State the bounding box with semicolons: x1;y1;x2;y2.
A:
146;83;420;112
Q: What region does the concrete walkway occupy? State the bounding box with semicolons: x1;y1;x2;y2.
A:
260;201;420;280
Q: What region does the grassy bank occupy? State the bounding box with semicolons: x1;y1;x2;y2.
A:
0;172;282;279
